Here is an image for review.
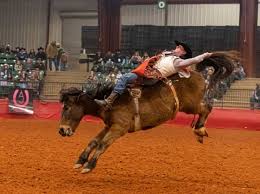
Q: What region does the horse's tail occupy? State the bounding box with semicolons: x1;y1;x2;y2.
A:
196;50;239;88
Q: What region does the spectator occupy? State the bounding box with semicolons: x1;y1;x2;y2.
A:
56;43;63;71
46;41;58;71
35;47;47;61
233;63;246;80
0;64;12;80
14;60;23;72
23;58;33;71
130;51;142;68
13;47;20;56
28;49;36;59
250;84;260;110
0;44;5;53
204;67;214;88
5;44;11;54
60;51;68;71
94;51;103;65
112;49;126;66
17;48;28;60
103;51;114;73
103;51;113;63
142;51;150;61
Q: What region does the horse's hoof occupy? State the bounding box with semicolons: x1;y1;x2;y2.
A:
73;164;82;169
81;168;91;174
196;136;203;144
200;127;208;137
193;127;208;137
83;162;88;168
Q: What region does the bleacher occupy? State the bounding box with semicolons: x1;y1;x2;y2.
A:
0;53;16;65
214;78;260;109
0;51;45;98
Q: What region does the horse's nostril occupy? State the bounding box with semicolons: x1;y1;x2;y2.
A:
59;128;66;136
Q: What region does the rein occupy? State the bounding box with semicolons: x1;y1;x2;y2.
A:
162;78;179;119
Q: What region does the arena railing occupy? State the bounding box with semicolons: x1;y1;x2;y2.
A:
213;88;254;109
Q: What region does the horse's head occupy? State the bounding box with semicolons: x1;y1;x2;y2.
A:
58;87;85;137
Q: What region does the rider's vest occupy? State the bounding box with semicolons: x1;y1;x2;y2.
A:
154;56;180;77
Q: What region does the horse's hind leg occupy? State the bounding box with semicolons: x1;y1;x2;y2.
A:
193;103;212;143
81;124;127;173
74;126;109;169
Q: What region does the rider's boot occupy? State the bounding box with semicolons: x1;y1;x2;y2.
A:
94;92;119;110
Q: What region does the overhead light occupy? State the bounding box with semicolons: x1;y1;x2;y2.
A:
158;0;166;9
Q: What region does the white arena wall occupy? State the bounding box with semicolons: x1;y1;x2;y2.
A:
121;4;240;26
0;0;48;50
0;0;97;52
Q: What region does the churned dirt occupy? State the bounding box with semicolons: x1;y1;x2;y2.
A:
0;119;260;194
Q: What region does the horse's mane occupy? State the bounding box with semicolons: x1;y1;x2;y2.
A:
196;50;239;88
83;79;114;99
59;87;84;102
60;79;115;103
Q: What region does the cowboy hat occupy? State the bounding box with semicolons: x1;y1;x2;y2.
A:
175;40;192;59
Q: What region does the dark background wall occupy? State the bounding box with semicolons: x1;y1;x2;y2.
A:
82;25;240;54
120;25;240;56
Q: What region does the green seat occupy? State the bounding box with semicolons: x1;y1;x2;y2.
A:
0;53;5;59
0;59;4;64
0;59;7;64
9;53;15;59
7;59;16;65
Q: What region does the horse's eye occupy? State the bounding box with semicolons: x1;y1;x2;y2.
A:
64;106;69;111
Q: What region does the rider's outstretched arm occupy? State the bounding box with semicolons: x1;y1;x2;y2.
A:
175;52;212;69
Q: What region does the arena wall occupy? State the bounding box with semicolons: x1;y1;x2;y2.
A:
49;0;98;55
167;4;239;26
0;0;48;50
121;4;239;26
121;5;165;26
0;0;97;51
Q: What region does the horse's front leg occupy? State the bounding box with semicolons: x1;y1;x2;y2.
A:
193;103;212;143
74;126;109;169
81;124;127;173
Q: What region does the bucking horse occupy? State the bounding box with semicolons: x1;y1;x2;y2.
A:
58;51;238;173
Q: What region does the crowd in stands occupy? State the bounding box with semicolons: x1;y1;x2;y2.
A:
88;50;152;83
0;44;47;83
0;42;68;97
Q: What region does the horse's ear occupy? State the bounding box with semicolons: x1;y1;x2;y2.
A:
59;92;67;103
59;89;69;103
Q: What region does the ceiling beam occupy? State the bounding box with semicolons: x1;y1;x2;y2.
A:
121;0;240;5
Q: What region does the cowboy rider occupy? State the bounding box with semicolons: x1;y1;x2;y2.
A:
95;40;212;110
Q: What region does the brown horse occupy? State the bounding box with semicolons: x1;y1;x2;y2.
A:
58;51;238;173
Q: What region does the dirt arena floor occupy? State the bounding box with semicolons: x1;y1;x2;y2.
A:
0;119;260;194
